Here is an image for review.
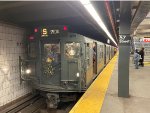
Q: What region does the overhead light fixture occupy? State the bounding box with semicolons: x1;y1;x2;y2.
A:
80;0;117;46
116;8;120;12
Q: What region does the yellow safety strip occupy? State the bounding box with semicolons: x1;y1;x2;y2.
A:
69;53;118;113
144;62;150;66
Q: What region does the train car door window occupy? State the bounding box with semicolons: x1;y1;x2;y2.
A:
86;43;90;67
99;45;102;59
65;42;80;58
93;42;97;74
28;42;36;58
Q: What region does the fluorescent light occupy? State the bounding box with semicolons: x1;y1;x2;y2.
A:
80;0;90;5
80;1;117;46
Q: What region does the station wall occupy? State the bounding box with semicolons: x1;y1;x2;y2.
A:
0;22;31;107
134;37;150;62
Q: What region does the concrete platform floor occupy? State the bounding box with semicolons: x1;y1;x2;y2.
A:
101;57;150;113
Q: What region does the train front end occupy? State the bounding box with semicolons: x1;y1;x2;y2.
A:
19;26;83;108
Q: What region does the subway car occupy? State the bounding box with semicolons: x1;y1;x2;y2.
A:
19;25;116;108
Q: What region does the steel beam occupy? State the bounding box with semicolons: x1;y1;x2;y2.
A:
118;1;131;98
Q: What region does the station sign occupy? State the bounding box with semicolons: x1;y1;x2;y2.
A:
119;35;131;46
143;37;150;42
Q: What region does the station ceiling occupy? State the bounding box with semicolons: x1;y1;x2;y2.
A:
131;1;150;38
0;1;149;46
0;1;120;46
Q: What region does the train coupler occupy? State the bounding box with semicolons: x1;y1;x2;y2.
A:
46;93;60;108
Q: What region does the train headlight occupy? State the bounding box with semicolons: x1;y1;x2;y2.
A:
76;73;80;77
25;69;31;74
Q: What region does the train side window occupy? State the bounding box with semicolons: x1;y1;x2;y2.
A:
85;43;91;68
65;42;80;58
99;45;103;59
87;43;90;47
101;46;103;58
28;42;36;58
98;45;101;59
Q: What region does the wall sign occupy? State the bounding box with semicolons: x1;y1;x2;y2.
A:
119;35;131;46
143;38;150;42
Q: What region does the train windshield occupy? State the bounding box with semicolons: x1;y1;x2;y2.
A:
43;43;60;76
44;44;60;63
65;42;80;58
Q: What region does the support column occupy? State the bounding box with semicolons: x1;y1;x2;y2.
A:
118;1;131;97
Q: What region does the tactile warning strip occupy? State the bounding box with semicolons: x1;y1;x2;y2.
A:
69;53;118;113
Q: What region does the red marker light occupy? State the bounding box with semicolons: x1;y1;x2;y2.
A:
63;26;68;31
34;28;38;32
29;36;34;40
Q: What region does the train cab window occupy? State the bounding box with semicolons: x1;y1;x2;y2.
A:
28;42;36;58
44;44;60;63
65;42;80;58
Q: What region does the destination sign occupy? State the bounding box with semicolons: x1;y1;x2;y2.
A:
40;26;68;37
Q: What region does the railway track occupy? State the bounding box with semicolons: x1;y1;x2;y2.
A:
1;95;46;113
40;102;75;113
1;95;76;113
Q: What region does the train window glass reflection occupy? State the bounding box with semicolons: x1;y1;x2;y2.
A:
65;42;80;58
44;44;60;63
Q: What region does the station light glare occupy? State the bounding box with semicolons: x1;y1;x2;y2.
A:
76;73;80;77
80;0;117;46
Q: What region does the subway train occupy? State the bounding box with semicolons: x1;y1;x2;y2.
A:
19;25;116;108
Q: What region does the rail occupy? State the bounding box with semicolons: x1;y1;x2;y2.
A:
1;95;45;113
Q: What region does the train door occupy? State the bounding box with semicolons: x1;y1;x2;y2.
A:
61;41;81;87
41;39;61;85
104;45;106;64
85;43;93;86
109;46;111;60
93;42;97;75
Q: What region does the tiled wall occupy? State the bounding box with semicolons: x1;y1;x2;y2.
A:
0;23;31;107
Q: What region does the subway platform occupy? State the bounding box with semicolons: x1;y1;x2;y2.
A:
70;54;150;113
101;56;150;113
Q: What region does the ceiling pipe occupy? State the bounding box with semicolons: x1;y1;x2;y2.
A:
104;0;118;43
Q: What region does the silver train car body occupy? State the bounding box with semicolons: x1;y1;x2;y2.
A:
19;26;116;108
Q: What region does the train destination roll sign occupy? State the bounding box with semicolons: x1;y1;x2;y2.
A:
119;35;131;46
